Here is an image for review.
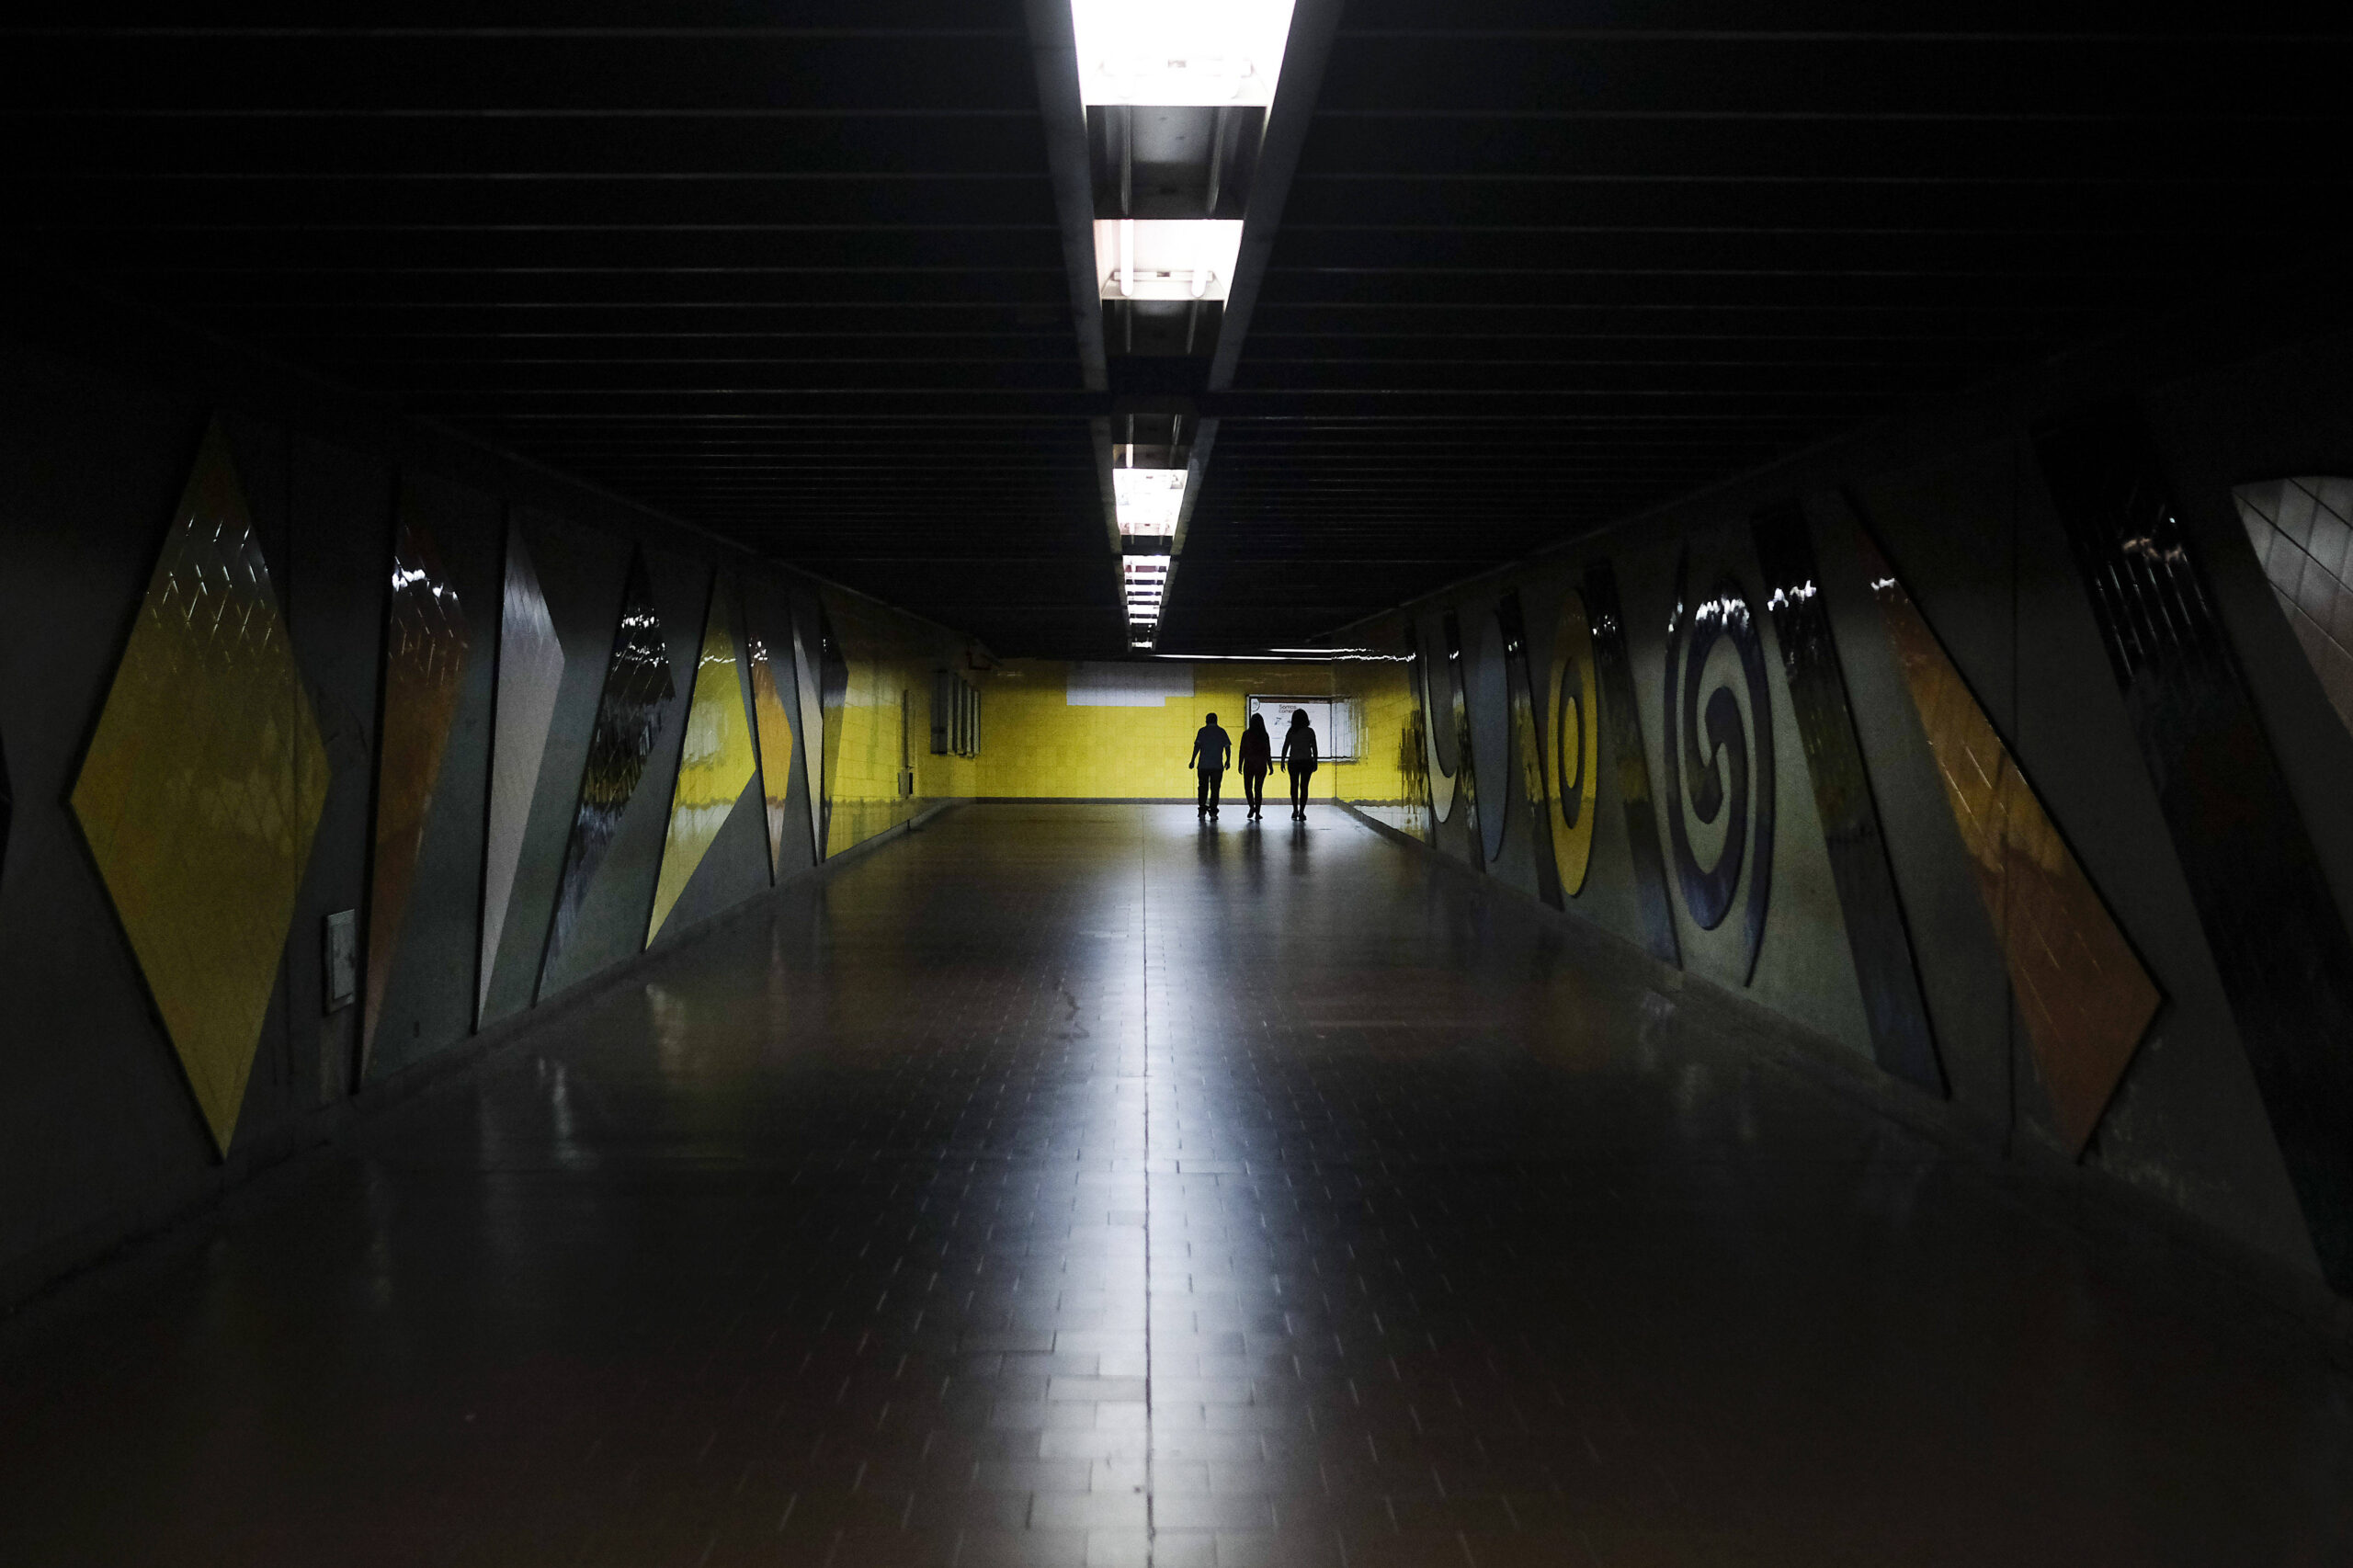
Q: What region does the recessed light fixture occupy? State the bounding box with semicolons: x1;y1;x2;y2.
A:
1095;218;1245;303
1072;0;1296;108
1112;467;1187;536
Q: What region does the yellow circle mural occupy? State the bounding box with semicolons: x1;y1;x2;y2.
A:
1547;588;1601;896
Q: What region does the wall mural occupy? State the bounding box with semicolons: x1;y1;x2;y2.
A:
1496;594;1558;903
1584;561;1678;966
788;592;827;863
479;520;564;1017
539;550;675;992
1469;610;1512;864
2232;477;2353;740
816;600;847;855
69;421;331;1153
1543;588;1600;899
1853;526;2154;1148
1438;612;1480;851
1660;549;1775;983
361;514;472;1074
1753;505;1943;1094
647;577;757;943
2037;410;2353;1290
745;608;799;881
1410;631;1457;830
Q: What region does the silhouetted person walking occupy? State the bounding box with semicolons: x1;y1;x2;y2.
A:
1190;711;1232;818
1281;708;1318;818
1238;712;1271;819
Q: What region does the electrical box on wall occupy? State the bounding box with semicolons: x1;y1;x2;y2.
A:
323;909;357;1012
932;669;983;757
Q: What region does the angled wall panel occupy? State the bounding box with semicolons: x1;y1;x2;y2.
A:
1584;560;1679;967
647;579;757;942
1659;550;1774;982
2233;477;2353;739
1410;632;1457;831
1754;505;1943;1093
1468;609;1512;866
479;519;564;1016
1497;593;1558;905
1856;526;2156;1153
1544;588;1601;898
746;613;798;881
2037;411;2353;1290
69;422;331;1153
788;588;827;865
539;551;675;991
361;517;471;1073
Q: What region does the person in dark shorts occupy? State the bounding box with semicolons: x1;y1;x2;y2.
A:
1280;708;1318;818
1237;711;1272;819
1189;711;1232;818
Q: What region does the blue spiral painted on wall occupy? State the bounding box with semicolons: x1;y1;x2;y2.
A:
1661;550;1775;983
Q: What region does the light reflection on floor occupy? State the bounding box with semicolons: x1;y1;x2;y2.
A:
0;805;2348;1567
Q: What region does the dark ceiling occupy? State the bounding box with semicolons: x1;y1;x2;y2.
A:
6;6;2352;655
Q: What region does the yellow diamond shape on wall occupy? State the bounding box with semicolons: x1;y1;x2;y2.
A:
71;421;331;1155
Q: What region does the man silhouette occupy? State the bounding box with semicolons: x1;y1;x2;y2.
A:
1189;711;1232;818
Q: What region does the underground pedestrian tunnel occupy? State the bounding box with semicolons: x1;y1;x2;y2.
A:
1;9;2352;1566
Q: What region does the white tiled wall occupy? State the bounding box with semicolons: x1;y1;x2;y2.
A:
2234;476;2353;736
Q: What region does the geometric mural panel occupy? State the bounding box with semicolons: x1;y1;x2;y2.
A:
1582;559;1679;967
539;550;674;992
1855;526;2157;1153
1753;504;1942;1094
1469;609;1510;864
362;511;470;1073
479;520;564;1016
1410;621;1458;831
69;421;331;1154
1496;593;1556;903
647;577;756;943
1441;610;1480;854
2037;409;2353;1291
746;614;797;881
2234;477;2353;739
1659;548;1774;984
1542;587;1600;900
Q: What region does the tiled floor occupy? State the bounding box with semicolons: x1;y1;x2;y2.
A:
3;804;2349;1566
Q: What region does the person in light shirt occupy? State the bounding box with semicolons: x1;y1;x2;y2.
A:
1188;711;1232;819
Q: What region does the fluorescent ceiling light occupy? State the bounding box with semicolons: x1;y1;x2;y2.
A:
1095;218;1244;302
1113;466;1187;535
1073;0;1296;107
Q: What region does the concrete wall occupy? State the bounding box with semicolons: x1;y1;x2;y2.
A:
0;330;977;1307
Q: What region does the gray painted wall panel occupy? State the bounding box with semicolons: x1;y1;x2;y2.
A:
368;475;499;1082
479;510;628;1026
539;550;710;998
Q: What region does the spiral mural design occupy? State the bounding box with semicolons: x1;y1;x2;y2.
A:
1546;588;1600;898
1661;551;1775;983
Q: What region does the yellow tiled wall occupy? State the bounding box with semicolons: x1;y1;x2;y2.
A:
1328;656;1416;810
959;659;1401;801
815;636;1415;837
822;593;970;856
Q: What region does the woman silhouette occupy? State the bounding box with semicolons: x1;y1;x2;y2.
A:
1238;711;1272;819
1280;708;1318;819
